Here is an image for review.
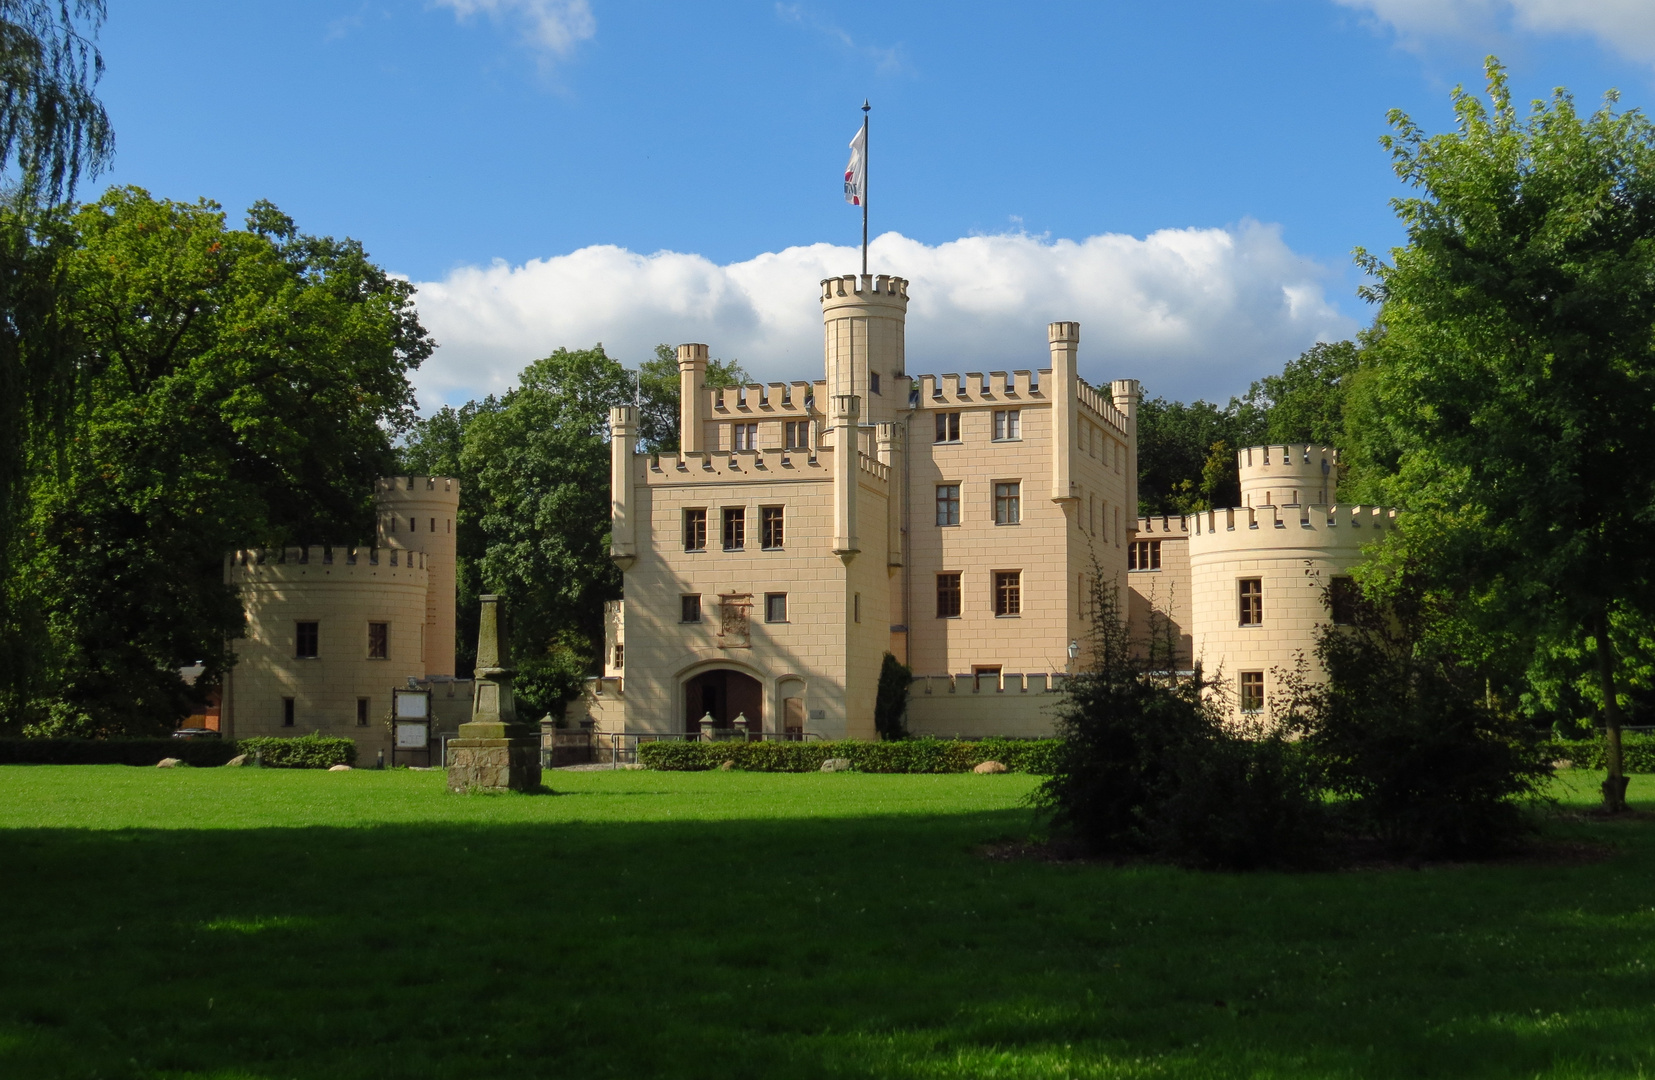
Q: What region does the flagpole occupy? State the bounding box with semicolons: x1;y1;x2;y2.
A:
861;99;870;277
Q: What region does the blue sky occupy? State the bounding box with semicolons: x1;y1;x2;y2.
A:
88;1;1655;408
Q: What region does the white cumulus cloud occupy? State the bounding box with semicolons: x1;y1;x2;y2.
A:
1336;0;1655;67
433;0;596;61
408;224;1357;410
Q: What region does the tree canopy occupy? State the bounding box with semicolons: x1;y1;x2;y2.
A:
1352;59;1655;809
6;188;428;735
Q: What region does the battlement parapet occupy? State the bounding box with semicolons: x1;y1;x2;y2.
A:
225;545;429;582
649;448;831;484
911;672;1067;695
376;476;459;499
820;273;910;301
1075;378;1130;436
857;451;890;484
1186;504;1399;546
713;382;814;415
917;369;1043;405
1137;514;1191;535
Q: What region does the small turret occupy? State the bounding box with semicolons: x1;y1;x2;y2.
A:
1237;444;1339;507
677;343;708;453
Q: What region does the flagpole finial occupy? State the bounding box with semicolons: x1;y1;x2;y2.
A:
863;99;870;113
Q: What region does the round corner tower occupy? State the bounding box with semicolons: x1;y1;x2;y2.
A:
820;273;909;429
376;475;461;677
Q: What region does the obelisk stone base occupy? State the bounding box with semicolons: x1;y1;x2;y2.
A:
446;723;542;792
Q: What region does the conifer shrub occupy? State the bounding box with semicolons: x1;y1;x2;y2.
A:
873;652;912;740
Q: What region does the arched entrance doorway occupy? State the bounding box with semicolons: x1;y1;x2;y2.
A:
684;669;763;736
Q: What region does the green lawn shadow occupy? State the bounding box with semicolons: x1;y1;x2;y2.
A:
4;787;1655;1079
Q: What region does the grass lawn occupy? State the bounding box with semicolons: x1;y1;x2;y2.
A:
2;767;1654;1079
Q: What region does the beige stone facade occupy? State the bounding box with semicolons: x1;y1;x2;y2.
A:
1128;445;1396;721
220;477;460;758
580;272;1140;740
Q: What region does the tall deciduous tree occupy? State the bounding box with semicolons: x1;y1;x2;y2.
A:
0;1;111;700
11;188;428;734
635;343;749;453
1355;59;1655;810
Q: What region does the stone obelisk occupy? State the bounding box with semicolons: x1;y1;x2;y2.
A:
446;594;542;792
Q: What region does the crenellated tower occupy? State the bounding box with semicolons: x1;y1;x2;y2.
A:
376;475;461;677
821;274;909;431
1236;444;1339;507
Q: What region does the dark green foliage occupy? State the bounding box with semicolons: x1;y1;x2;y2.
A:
1238;340;1360;446
3;189;428;736
236;734;356;769
1134;395;1261;515
637;736;1061;774
873;652;911;740
0;737;238;766
0;1;112;204
1279;579;1550;858
1037;581;1327;869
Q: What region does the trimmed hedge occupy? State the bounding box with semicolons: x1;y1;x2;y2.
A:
0;738;242;767
238;734;357;769
1547;734;1655;774
637;737;1061;774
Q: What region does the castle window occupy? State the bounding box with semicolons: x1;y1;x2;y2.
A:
993;410;1021;441
1330;577;1359;625
870;372;881;395
935;484;960;526
356;698;369;727
1239;672;1265;713
683;509;707;552
765;593;788;623
722;507;745;551
295;621;319;659
936;573;962;618
367;622;388;659
994;482;1021;525
409;517;416;532
430;517;436;532
1129;540;1162;571
785;420;808;450
282;697;295;727
934;411;961;443
994;571;1022;617
733;422;758;451
681;595;702;623
761;506;784;550
1239;579;1263;626
612;643;624;669
854;593;861;623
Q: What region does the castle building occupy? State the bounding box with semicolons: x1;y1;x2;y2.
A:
583;273;1139;740
582;272;1393;738
218;476;463;755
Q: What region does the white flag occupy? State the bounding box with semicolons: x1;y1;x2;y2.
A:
844;125;865;206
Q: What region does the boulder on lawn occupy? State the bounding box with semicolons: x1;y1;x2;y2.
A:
972;760;1008;774
156;757;183;768
224;754;248;767
718;760;736;771
820;757;852;773
328;764;352;772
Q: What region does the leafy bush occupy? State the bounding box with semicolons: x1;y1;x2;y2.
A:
637;737;1060;774
0;737;241;767
1548;734;1655;774
238;734;357;769
1278;579;1550;859
1035;582;1327;870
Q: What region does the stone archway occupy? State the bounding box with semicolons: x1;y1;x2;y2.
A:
683;669;764;736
